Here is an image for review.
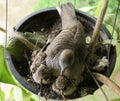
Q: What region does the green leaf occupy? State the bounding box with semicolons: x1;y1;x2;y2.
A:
31;94;39;101
102;39;120;46
104;14;115;26
22;89;33;101
7;32;46;61
94;0;103;17
9;86;23;101
0;46;16;84
6;36;29;61
79;6;95;12
104;14;120;35
23;32;46;46
9;87;15;101
0;89;5;101
0;45;39;101
111;98;120;101
113;43;120;72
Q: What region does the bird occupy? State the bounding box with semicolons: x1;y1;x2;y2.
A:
44;2;86;95
32;64;55;84
30;49;58;84
30;51;46;74
30;2;86;96
52;75;77;96
59;49;75;75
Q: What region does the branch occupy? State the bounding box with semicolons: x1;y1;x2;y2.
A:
11;32;37;50
0;27;36;50
93;72;120;98
0;27;6;33
85;65;109;101
87;0;109;61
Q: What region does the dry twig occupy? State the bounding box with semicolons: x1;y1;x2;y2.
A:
12;32;36;50
86;65;109;101
93;72;120;98
0;27;6;33
87;0;109;61
86;0;110;100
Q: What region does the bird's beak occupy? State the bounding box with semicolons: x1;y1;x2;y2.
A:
60;67;66;75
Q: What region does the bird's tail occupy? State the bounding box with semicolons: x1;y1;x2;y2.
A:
60;2;77;30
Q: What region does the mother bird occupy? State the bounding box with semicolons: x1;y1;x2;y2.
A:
31;2;86;96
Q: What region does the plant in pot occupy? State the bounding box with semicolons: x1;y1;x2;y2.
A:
5;1;119;101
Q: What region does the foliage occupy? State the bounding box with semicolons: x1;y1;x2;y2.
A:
111;99;120;101
34;0;97;11
7;32;46;61
0;89;5;101
0;46;16;84
0;82;39;101
34;0;120;17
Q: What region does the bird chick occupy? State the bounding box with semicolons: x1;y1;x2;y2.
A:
52;49;84;96
30;51;46;73
59;49;74;75
32;64;55;84
52;75;77;96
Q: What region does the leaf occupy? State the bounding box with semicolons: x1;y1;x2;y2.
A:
104;14;120;35
0;46;39;101
9;86;23;101
94;0;103;17
7;32;46;61
21;89;33;101
79;6;95;12
111;98;120;101
104;14;115;25
0;45;17;84
102;39;120;46
0;89;5;101
31;94;39;101
9;87;16;101
23;32;46;46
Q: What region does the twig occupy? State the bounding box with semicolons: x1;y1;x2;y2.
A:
85;65;109;101
0;27;36;50
87;0;109;61
12;32;36;50
0;27;6;33
83;1;110;99
93;72;120;98
107;0;120;60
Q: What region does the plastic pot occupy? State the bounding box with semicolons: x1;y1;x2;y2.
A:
6;7;116;99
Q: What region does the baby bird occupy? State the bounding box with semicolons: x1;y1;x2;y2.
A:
30;51;46;74
52;75;77;96
30;43;55;84
32;64;55;84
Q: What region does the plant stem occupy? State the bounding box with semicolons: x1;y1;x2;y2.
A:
12;32;36;50
85;65;109;101
87;0;109;61
0;27;6;33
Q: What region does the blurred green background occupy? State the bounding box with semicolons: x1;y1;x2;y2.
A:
0;0;120;101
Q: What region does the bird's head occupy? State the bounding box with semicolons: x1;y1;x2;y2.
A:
59;49;74;75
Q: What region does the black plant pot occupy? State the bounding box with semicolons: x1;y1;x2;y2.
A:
6;7;116;99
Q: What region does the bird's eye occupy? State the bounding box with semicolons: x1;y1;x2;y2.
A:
32;67;37;73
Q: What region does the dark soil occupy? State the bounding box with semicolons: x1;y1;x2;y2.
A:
11;16;109;100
